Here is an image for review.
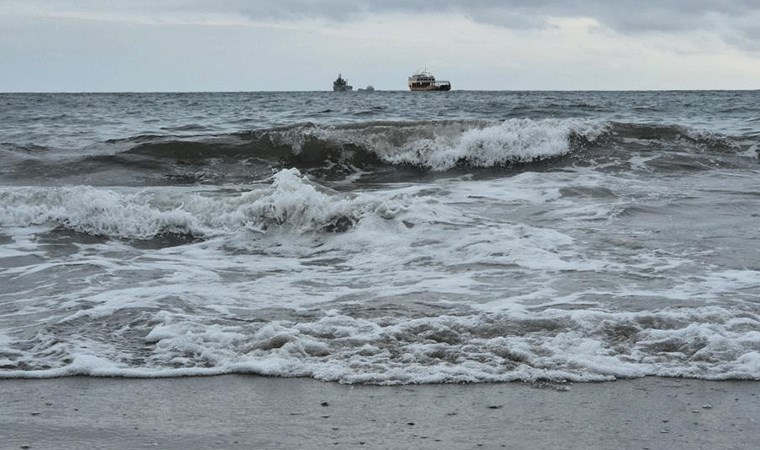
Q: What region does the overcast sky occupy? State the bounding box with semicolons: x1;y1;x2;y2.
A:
2;0;760;91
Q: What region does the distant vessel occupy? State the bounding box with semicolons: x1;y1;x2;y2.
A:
408;70;451;91
358;85;375;92
333;74;353;92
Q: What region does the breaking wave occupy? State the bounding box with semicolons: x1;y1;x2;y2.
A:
113;119;747;168
0;169;405;239
86;118;603;173
2;119;753;184
252;118;606;170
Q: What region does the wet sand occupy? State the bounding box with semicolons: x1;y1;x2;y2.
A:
1;376;758;449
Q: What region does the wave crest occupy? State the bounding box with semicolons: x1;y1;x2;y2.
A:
236;168;369;233
259;119;606;171
0;187;199;239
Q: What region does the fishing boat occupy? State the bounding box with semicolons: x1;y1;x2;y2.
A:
333;74;353;92
408;70;451;91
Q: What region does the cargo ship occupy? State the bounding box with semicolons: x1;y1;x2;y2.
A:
408;70;451;91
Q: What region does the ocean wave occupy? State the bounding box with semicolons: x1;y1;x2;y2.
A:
0;169;409;239
220;119;606;171
605;122;741;152
270;119;606;171
69;118;605;178
1;305;758;383
1;120;752;185
106;119;750;168
0;186;202;239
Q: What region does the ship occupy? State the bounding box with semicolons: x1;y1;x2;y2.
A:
408;70;451;91
333;74;353;91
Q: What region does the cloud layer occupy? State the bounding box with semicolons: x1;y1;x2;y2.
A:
9;0;760;45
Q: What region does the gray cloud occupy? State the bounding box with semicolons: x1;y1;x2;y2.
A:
13;0;760;50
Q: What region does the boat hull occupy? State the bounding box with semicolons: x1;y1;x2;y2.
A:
409;84;450;91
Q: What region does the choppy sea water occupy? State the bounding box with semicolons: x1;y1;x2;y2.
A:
1;91;759;384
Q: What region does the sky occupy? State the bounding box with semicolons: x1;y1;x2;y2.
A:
1;0;760;91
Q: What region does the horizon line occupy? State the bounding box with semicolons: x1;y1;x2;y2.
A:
2;88;758;94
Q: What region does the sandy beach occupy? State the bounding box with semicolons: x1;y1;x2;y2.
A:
1;376;758;449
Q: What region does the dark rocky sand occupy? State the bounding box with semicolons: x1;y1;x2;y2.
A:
1;376;758;449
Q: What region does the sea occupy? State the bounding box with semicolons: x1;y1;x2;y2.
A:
1;90;759;384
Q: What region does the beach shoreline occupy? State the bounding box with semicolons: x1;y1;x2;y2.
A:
1;375;758;449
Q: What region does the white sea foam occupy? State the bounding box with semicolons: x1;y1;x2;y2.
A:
2;305;759;383
377;119;605;170
2;160;760;384
0;186;202;239
0;169;413;239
